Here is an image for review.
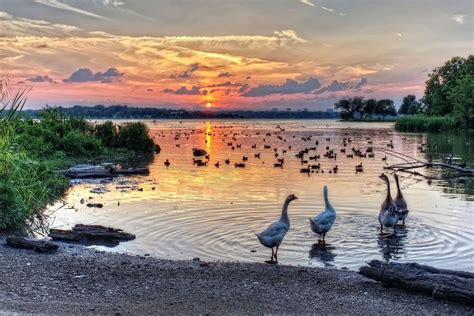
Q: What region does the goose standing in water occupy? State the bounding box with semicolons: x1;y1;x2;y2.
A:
393;174;409;225
309;186;336;242
256;194;298;263
378;173;398;232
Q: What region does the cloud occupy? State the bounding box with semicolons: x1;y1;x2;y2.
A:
162;85;204;95
63;67;124;83
26;75;53;83
321;6;334;12
206;81;242;88
300;0;315;7
314;78;368;94
243;78;321;97
34;0;108;19
448;14;465;24
0;11;82;36
171;63;200;79
395;32;403;37
218;72;233;78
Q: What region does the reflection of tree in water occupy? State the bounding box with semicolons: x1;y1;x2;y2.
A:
425;130;474;197
309;242;337;267
377;227;408;263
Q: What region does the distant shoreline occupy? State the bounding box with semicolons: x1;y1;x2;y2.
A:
22;105;340;120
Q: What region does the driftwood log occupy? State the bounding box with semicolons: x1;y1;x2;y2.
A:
49;224;135;247
5;237;59;253
57;164;149;179
360;260;474;305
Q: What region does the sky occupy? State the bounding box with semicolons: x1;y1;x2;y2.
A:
0;0;472;110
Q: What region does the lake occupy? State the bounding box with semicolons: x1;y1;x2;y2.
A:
49;120;474;271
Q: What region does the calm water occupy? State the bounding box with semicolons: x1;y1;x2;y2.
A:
50;120;474;271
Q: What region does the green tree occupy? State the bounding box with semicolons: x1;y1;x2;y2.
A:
363;98;377;117
448;75;474;127
352;97;365;119
423;55;473;115
399;95;416;115
375;99;396;119
334;97;362;120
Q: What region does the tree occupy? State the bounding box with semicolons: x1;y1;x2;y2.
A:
423;55;473;115
375;99;396;119
399;95;416;115
352;97;365;119
448;75;474;127
363;98;377;117
334;97;363;120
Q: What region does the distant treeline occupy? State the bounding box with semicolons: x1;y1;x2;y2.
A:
23;105;340;120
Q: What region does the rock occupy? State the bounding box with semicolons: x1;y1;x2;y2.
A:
193;149;207;157
86;203;103;208
49;224;135;247
6;237;59;253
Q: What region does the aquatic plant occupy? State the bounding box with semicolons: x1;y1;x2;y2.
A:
395;115;462;132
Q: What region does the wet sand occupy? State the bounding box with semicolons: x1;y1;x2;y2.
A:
0;241;472;315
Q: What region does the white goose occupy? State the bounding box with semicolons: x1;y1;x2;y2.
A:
309;185;336;242
393;173;409;225
256;194;298;263
378;173;398;232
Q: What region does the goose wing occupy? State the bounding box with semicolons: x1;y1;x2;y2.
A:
311;211;335;226
259;221;287;238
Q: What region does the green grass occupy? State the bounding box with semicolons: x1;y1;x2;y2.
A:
395;115;462;132
1;87;155;230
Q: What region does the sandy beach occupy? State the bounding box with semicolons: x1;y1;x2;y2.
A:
0;240;472;315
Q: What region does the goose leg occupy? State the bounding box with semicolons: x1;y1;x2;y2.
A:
274;245;279;263
322;233;326;242
402;219;405;226
271;247;275;262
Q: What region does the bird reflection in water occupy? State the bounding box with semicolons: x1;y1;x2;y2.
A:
377;226;408;262
309;242;337;267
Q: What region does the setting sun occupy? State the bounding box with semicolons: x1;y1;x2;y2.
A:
206;102;212;108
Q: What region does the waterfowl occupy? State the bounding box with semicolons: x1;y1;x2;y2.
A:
234;163;246;168
256;194;298;263
300;165;311;173
164;159;171;167
393;173;409;225
309;186;336;242
214;161;220;168
378;173;398;231
225;158;230;164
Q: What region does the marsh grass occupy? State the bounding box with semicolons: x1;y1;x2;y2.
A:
395;115;462;132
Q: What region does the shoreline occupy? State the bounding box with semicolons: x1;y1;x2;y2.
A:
0;239;471;314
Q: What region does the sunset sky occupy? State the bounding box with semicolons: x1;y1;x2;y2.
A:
0;0;472;110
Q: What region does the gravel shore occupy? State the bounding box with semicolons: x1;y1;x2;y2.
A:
0;241;472;315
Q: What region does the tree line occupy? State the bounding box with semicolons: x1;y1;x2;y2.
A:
335;54;473;127
334;97;399;120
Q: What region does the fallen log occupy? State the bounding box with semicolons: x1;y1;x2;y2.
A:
115;168;150;176
57;164;149;179
359;260;474;305
49;224;135;246
6;237;59;253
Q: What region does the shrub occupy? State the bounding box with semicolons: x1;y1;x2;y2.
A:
61;130;103;156
94;121;117;147
116;122;155;152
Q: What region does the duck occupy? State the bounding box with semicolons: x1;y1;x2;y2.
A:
309;186;336;242
393;173;409;225
378;173;398;232
256;194;298;263
164;159;171;167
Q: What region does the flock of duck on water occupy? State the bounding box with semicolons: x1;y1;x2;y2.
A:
151;124;410;264
256;173;408;263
